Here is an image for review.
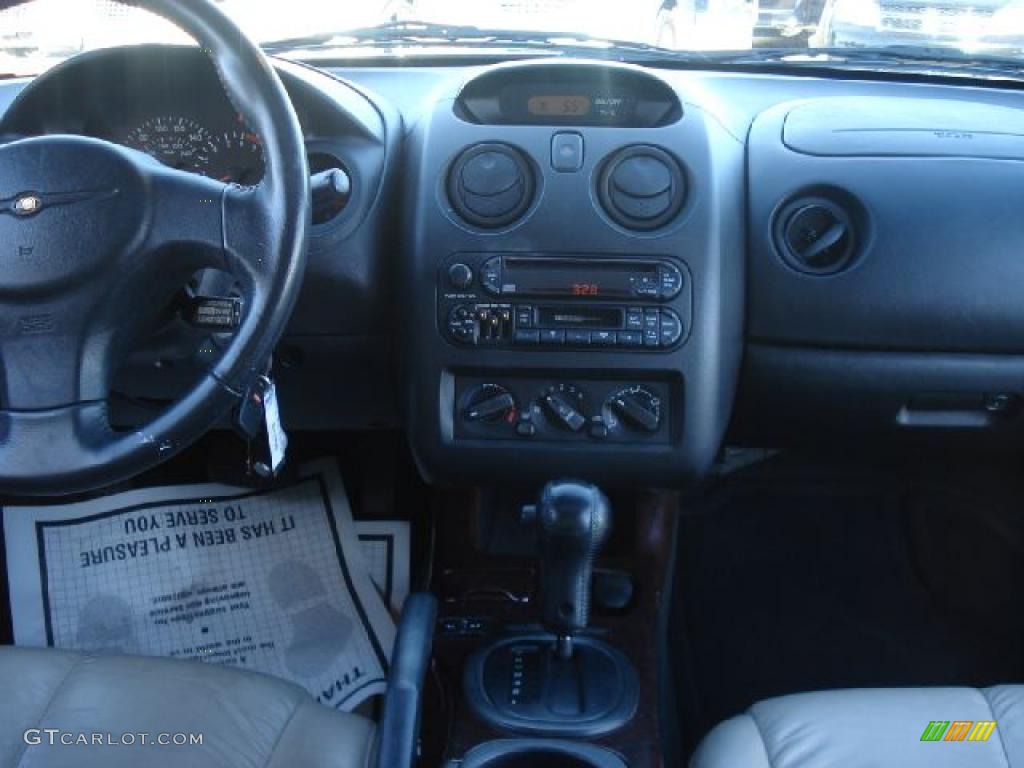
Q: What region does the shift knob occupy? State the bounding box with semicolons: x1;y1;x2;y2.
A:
524;480;611;655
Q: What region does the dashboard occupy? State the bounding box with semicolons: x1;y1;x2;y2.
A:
4;46;1024;487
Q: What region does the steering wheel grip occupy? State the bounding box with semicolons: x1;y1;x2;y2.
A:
0;0;310;495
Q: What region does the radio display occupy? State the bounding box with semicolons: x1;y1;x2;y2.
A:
502;257;657;299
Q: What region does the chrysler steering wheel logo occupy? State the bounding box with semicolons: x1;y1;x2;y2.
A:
1;188;118;218
13;193;43;217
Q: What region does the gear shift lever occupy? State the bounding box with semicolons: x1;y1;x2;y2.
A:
523;480;611;659
465;479;637;735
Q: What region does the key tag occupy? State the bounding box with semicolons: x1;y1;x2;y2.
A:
261;376;288;475
233;374;288;478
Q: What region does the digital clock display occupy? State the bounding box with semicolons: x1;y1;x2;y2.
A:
527;95;592;117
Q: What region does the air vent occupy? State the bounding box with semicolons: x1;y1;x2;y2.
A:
448;143;535;228
597;146;686;231
775;198;856;274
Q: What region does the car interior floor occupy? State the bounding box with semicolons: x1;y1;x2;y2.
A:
670;448;1024;760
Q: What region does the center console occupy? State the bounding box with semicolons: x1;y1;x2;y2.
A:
399;59;745;488
427;482;675;768
463;482;640;739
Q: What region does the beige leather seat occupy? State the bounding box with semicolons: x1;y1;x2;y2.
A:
1;646;376;768
692;686;1024;768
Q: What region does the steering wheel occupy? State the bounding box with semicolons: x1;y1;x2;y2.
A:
0;0;310;495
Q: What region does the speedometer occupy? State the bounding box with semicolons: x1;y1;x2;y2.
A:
127;116;216;176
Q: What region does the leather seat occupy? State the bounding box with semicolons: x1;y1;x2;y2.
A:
692;686;1024;767
0;646;375;768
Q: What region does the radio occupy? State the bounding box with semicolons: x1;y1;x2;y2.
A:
475;255;683;301
439;254;690;351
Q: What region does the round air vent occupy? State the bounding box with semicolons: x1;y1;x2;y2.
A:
448;143;535;229
774;198;856;274
597;146;686;231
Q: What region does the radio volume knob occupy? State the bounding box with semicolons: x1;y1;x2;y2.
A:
448;262;474;289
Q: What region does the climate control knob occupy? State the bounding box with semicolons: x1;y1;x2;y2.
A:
539;384;587;432
603;386;661;434
461;383;517;424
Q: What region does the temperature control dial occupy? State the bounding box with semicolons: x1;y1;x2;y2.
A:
603;386;662;434
461;384;517;424
538;384;587;432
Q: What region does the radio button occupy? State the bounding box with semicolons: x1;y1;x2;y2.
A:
626;309;644;331
515;306;533;328
618;331;642;347
635;280;660;298
643;328;660;348
541;329;566;345
448;304;476;344
480;257;502;295
659;264;683;299
566;330;591;345
660;310;683;346
592;330;617;346
644;310;660;330
514;329;540;345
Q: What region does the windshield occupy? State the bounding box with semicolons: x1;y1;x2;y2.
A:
4;0;1024;77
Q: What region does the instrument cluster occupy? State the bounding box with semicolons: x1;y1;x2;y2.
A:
123;114;264;185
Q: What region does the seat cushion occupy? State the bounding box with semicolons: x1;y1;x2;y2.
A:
692;686;1024;767
0;646;376;768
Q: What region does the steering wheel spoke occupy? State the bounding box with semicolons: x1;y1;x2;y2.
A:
0;286;123;412
144;165;284;289
144;163;231;266
0;290;122;492
0;404;115;491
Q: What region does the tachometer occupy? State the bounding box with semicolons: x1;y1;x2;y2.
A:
127;116;216;176
210;128;264;185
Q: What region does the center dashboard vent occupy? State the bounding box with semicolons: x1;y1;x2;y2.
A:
774;197;856;274
448;143;535;229
597;146;686;231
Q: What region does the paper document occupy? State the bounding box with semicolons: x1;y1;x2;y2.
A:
355;520;410;617
3;460;395;711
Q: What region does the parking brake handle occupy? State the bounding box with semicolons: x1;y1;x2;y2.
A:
376;593;437;768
